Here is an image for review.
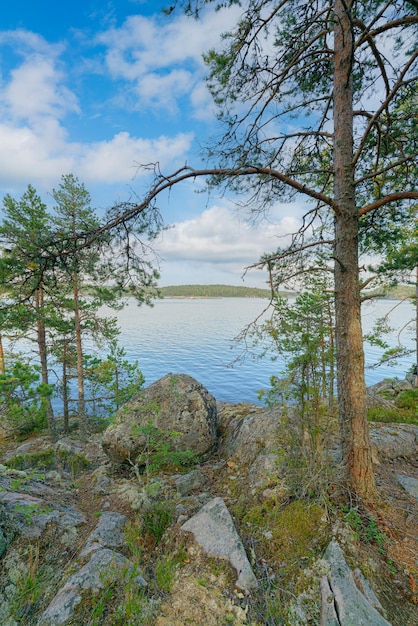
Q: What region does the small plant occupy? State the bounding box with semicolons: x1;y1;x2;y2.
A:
341;505;390;555
130;422;197;484
155;557;177;593
87;579;116;625
9;542;53;621
141;500;174;545
56;449;90;477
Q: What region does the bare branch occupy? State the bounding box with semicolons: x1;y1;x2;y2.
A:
359;191;418;216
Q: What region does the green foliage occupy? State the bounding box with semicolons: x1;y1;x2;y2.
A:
155;556;177;593
9;543;53;621
340;506;389;555
55;449;91;477
244;500;328;582
5;450;55;471
0;175;160;434
0;359;49;436
141;500;174;545
159;284;272;298
257;273;336;416
256;274;337;498
13;503;53;523
131;422;197;481
84;341;145;419
367;388;418;425
396;388;418;410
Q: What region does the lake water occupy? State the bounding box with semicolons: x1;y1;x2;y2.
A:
97;297;416;404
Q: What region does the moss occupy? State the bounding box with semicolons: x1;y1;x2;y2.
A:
55;449;91;476
368;388;418;425
243;499;328;582
5;450;55;471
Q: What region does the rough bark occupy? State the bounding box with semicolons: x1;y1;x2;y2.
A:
73;271;86;441
0;335;5;375
36;288;57;442
333;0;375;500
62;338;70;435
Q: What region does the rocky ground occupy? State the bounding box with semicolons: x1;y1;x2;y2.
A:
0;376;417;625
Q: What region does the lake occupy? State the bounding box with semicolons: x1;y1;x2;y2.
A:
97;297;416;405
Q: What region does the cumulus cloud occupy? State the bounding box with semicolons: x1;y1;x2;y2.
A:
153;202;304;287
157;204;301;266
78;132;194;183
0;31;75;124
96;5;243;116
3;56;79;122
0;25;194;191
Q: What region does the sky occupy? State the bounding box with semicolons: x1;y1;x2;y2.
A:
0;0;305;287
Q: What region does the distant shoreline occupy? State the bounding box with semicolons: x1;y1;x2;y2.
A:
157;283;414;300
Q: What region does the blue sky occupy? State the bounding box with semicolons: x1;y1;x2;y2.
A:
0;0;303;287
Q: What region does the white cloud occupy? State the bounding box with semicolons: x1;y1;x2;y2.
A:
154;202;303;287
0;26;194;191
79;132;194;183
135;69;194;112
0;31;75;125
0;122;73;187
97;5;243;116
157;204;301;265
3;56;79;122
0;122;193;190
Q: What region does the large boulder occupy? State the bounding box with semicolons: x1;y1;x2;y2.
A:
102;374;219;465
218;403;285;465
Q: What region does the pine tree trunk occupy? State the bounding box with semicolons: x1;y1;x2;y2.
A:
415;267;418;387
36;288;57;442
73;271;86;441
62;338;70;435
0;335;5;375
333;0;376;500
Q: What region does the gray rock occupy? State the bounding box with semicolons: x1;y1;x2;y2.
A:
38;548;131;625
219;405;284;465
0;490;85;538
397;475;418;500
54;438;84;456
369;423;418;461
181;497;258;592
0;504;18;558
91;469;111;494
322;541;391;626
175;469;207;495
248;453;279;488
80;511;127;557
366;378;413;409
102;373;218;465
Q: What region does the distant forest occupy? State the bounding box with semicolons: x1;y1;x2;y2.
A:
158;284;272;298
157;283;415;300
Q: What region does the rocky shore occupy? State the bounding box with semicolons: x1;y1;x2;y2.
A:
0;374;417;625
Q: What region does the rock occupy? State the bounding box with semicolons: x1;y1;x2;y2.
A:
322;540;391;625
181;497;258;592
369;423;418;461
0;490;86;539
102;374;218;465
175;469;207;495
218;404;284;465
54;438;84;456
397;475;418;501
80;511;127;558
248;453;279;488
38;548;132;625
366;378;413;408
0;504;18;558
